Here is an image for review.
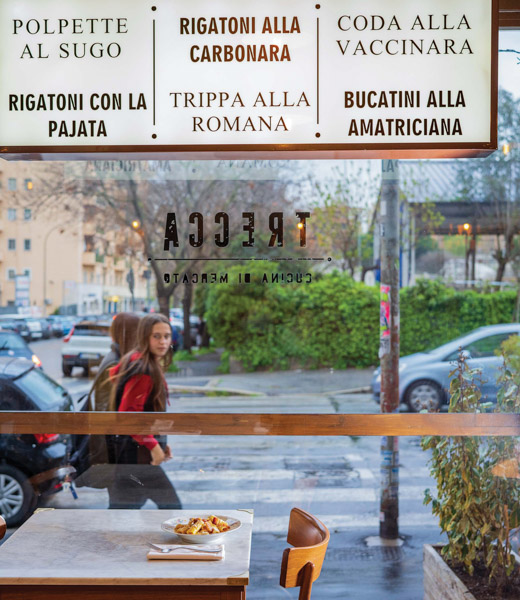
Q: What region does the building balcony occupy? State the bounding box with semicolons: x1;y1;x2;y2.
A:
82;251;96;266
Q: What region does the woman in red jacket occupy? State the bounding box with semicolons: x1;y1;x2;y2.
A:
107;313;182;509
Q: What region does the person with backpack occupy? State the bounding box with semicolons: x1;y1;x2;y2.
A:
106;313;182;510
70;312;140;489
93;312;141;411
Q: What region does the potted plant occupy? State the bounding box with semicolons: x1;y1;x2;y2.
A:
422;345;520;599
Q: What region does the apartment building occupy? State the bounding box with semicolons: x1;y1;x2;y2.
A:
0;162;150;315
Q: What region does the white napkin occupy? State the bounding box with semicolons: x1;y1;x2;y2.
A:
147;543;224;561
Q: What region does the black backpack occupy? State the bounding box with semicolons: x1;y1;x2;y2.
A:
69;364;117;488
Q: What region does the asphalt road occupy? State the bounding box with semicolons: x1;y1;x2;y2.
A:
31;336;96;383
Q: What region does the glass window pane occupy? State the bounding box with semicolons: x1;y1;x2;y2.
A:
0;333;29;351
466;333;514;358
0;25;519;600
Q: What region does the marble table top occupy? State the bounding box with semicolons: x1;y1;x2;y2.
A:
0;509;253;586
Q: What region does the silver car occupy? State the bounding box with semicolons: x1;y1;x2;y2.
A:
372;324;520;412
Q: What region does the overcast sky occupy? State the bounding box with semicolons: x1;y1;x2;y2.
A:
499;30;520;97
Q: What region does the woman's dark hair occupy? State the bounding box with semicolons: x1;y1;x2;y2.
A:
110;312;140;356
109;313;173;412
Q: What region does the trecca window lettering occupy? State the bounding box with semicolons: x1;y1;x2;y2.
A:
163;211;310;249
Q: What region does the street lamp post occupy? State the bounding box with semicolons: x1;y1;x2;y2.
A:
42;224;64;316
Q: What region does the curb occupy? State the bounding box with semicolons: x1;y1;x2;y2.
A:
168;385;258;397
324;386;372;395
167;384;371;397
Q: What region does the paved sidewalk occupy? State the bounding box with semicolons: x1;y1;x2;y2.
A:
168;351;374;396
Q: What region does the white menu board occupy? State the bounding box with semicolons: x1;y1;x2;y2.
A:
0;0;497;158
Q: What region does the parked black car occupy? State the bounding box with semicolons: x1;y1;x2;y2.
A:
0;357;73;526
0;330;42;368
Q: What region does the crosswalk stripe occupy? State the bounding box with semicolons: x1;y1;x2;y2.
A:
49;485;439;532
251;513;438;533
171;469;374;482
164;484;430;504
169;451;369;463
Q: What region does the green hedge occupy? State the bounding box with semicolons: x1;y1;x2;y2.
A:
205;273;516;371
400;279;517;355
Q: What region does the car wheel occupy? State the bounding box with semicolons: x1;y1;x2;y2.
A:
0;464;37;527
62;362;73;377
405;380;443;413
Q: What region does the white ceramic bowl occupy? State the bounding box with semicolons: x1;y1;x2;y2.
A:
161;515;241;544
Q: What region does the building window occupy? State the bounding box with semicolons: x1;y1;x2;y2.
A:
24;209;32;221
24;239;31;251
23;269;31;280
24;179;33;191
7;178;16;191
84;235;94;252
7;269;15;280
7;208;16;221
7;239;16;251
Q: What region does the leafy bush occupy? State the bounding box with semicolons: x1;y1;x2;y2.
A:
204;274;516;371
400;279;516;355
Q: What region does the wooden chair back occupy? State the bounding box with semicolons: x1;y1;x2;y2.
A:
0;516;6;540
280;508;330;600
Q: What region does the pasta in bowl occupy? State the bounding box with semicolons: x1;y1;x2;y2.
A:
162;514;242;544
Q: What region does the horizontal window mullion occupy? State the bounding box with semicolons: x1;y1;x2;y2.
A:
0;412;519;436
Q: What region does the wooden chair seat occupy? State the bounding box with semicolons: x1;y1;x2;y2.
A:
0;516;6;540
280;508;330;600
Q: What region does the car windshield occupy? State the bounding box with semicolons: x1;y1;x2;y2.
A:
15;368;73;411
0;333;27;350
424;332;480;355
73;324;110;336
425;328;520;357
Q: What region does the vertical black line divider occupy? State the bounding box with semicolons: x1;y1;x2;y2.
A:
153;20;156;127
316;17;320;125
